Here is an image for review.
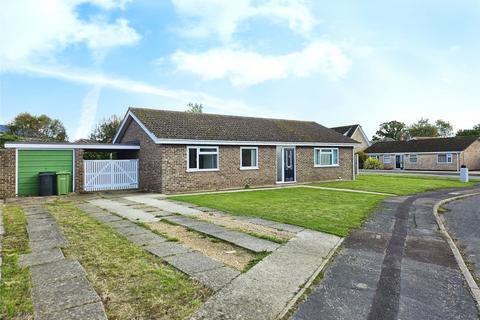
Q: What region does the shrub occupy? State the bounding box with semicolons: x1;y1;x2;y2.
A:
356;151;368;169
364;157;384;170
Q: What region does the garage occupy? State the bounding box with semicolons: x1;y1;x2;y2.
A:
17;149;74;196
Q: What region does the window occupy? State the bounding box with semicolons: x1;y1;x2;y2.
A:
409;154;417;163
187;146;219;171
383;155;391;164
314;148;339;167
438;153;453;164
240;147;258;169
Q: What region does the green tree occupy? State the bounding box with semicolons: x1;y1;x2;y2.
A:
186;102;203;113
408;118;438;137
372;121;407;141
435;119;453;137
89;115;122;143
0;132;21;148
456;124;480;137
7;113;67;141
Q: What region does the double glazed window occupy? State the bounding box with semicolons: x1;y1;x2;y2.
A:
187;147;219;171
383;155;391;164
409;154;417;163
314;148;339;167
438;153;453;164
240;147;258;169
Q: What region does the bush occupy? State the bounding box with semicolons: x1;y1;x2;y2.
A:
364;157;384;170
356;151;368;169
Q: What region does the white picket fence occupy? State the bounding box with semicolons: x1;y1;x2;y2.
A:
84;159;139;192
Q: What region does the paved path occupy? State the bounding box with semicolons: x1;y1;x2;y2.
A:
293;188;480;320
79;202;240;291
18;204;107;320
90;198;161;222
444;195;480;284
191;230;342;320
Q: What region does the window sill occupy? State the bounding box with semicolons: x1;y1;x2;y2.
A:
240;167;259;171
314;164;339;168
186;169;220;172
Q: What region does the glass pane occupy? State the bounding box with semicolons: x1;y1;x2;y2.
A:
315;149;320;165
251;149;257;166
242;149;252;167
438;154;446;162
332;149;338;164
200;148;217;153
199;154;217;169
321;153;332;165
188;148;197;169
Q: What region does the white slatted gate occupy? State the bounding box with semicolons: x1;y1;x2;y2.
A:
84;160;139;192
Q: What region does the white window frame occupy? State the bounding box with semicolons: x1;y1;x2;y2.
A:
186;146;219;172
409;154;417;163
383;155;391;164
314;148;339;167
240;147;259;170
437;153;453;164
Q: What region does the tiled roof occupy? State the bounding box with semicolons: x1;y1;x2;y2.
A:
331;124;360;138
364;136;480;153
128;108;357;144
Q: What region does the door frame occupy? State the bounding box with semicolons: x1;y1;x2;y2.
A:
280;146;296;183
395;154;404;170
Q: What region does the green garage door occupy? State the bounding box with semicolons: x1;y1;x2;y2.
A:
18;150;73;196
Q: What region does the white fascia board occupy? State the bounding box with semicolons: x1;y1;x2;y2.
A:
112;110;158;144
155;138;357;147
4;143;140;150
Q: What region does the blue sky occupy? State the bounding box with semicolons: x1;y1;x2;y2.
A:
1;0;479;141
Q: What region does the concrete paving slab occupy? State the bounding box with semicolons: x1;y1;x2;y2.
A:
164;251;225;275
28;229;67;244
113;225;151;237
163;215;205;227
191;230;341;320
193;266;240;291
91;213;124;223
89;199;159;222
144;241;192;257
30;238;68;250
107;219;136;229
126;232;167;246
36;302;107;320
31;260;87;285
19;248;65;267
124;195;203;216
32;275;102;316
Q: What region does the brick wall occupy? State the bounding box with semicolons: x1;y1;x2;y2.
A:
161;145;277;193
351;129;369;153
74;149;84;192
462;140;480;170
0;149;15;198
404;153;458;171
296;147;354;182
119;120;162;191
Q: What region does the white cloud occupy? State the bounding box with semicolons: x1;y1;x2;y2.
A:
0;0;140;63
171;0;316;40
75;86;102;140
9;63;277;118
172;41;351;86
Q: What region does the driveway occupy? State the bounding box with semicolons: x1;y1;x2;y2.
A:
443;195;480;285
292;187;480;320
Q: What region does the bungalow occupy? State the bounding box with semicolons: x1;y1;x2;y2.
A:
331;124;371;152
364;136;480;171
113;108;359;193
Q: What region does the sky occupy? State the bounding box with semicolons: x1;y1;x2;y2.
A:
1;0;479;141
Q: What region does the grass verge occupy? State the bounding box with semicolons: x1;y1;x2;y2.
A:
0;206;33;320
46;200;210;320
172;187;385;237
314;174;477;195
243;251;270;272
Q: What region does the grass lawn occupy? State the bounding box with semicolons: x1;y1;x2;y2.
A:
0;206;33;320
313;174;477;195
47;201;210;320
171;188;386;237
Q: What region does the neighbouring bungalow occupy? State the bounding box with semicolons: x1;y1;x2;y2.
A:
331;124;371;153
113;108;359;194
364;136;480;171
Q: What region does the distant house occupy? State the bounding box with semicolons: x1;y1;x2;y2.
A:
331;124;370;153
0;125;8;134
113;108;359;194
364;136;480;171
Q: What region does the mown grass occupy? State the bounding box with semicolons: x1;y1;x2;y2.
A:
172;188;385;237
0;206;33;320
47;200;210;320
314;174;477;195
